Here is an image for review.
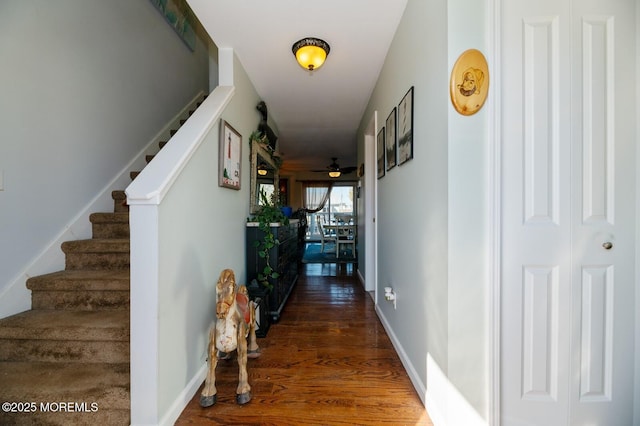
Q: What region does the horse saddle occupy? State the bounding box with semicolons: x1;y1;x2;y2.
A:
235;292;251;325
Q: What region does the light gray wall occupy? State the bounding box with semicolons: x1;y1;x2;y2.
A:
155;52;261;418
0;0;209;311
447;0;491;421
358;0;492;423
358;0;450;397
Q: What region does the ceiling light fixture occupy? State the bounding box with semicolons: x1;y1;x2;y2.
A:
327;157;342;178
257;162;268;176
292;37;330;71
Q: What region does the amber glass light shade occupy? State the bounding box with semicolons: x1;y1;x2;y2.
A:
292;38;330;71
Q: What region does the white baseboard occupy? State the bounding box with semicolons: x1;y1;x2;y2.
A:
159;363;208;426
0;91;207;320
375;306;487;426
375;305;427;403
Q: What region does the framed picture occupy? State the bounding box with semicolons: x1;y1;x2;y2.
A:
149;0;197;51
377;127;385;179
397;86;414;165
219;120;242;190
385;107;397;170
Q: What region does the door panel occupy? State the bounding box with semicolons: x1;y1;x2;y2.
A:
569;2;636;424
578;266;613;402
502;2;571;424
520;266;560;402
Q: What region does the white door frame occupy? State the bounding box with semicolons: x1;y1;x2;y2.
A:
364;111;378;296
489;0;501;424
634;3;640;422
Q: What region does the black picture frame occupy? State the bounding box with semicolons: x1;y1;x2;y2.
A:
397;86;414;165
377;127;385;179
385;107;397;170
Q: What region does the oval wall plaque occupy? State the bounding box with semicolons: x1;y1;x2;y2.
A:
450;49;490;116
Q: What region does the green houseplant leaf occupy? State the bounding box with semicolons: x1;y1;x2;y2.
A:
248;189;289;290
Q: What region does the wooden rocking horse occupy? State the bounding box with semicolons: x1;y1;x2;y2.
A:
200;269;261;407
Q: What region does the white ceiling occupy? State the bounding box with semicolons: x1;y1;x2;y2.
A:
187;0;408;174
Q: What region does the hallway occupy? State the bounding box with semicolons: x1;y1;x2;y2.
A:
176;263;431;425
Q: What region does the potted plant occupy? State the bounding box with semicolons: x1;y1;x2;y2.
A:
248;189;289;291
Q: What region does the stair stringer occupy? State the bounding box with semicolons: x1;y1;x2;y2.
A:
0;91;208;320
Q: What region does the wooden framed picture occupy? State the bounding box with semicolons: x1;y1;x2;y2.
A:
385;107;397;171
397;86;414;165
377;127;385;179
219;120;242;190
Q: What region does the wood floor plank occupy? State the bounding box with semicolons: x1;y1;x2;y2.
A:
176;262;432;425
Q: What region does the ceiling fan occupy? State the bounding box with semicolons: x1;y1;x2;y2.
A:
312;157;357;178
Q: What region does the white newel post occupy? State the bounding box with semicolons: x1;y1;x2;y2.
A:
128;203;160;424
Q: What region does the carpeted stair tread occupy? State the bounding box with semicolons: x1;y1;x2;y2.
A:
62;239;129;252
0;408;130;426
62;239;129;270
111;190;126;201
27;270;129;292
89;212;129;224
112;190;128;213
0;361;130;425
0;339;128;364
27;270;130;311
90;213;129;239
0;310;129;341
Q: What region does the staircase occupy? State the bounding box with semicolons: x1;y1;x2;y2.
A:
0;97;205;425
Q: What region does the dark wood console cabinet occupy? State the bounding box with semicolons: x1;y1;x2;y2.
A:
246;220;299;324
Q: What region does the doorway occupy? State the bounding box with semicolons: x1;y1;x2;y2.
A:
305;183;357;241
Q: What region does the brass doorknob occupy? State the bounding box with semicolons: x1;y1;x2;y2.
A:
603;242;613;250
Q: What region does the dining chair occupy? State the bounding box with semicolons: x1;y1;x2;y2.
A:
335;224;356;258
316;215;337;253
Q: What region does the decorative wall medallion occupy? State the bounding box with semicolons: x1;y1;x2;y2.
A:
450;49;489;116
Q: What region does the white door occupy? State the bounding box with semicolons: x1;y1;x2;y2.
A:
364;112;377;294
501;0;636;424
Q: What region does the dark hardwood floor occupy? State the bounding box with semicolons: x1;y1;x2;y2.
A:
176;261;432;425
